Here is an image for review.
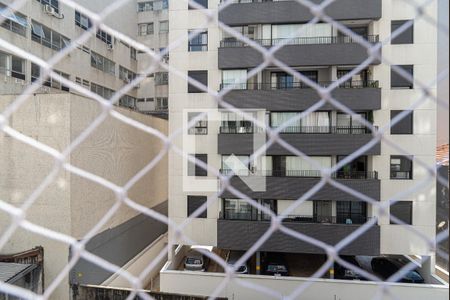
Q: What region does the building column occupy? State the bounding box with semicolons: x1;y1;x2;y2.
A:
256;251;261;275
420;255;435;283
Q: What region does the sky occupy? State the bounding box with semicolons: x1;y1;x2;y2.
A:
438;0;449;146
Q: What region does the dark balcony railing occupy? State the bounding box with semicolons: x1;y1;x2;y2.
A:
220;211;371;225
219;126;377;134
220;80;379;90
220;169;378;179
220;35;379;48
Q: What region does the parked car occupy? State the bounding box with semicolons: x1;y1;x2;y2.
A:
334;256;368;281
371;257;425;283
263;254;289;276
227;251;249;274
184;249;209;272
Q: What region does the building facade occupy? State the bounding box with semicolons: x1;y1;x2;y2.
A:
168;0;437;274
0;0;169;114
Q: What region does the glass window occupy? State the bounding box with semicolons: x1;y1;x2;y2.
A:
159;21;169;33
188;154;207;176
221;69;247;90
390;110;413;134
189;0;208;9
138;23;153;36
188;112;208;135
188;70;207;93
223;199;255;220
390;201;413;225
188;30;208;52
336;201;367;224
391;65;414;89
390;155;413;179
75;11;91;30
187;196;207;218
0;4;28;36
391;20;414;44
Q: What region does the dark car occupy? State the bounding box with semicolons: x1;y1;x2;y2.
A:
334;256;367;281
371;257;425;283
263;254;289;276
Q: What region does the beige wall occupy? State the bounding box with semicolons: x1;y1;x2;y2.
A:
0;93;168;299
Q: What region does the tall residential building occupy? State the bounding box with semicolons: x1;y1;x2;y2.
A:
0;0;169;114
168;0;437;282
1;1;169;299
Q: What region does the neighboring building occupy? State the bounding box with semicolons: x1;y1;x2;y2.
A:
436;144;449;271
0;0;168;114
166;0;438;293
0;93;168;300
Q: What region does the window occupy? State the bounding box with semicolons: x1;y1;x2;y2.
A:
390;156;413;179
187;196;207;218
31;20;70;51
0;51;25;80
138;23;154;36
390;110;413;134
189;0;208;9
75;11;91;30
188;30;208;52
130;47;137;60
155;72;168;85
390;201;413;225
391;65;414;89
221;69;247;89
36;0;59;13
91;82;115;99
137;0;168;12
91;52;115;75
0;3;28;36
31;63;70;91
271;112;330;133
336;201;367;224
391;20;414;44
221;111;256;133
188;154;207;176
156;97;168;111
96;29;112;45
188;70;207;93
188;112;208;135
119;66;137;82
138;1;153;11
119;95;136;109
336;112;369;134
159;21;169;33
223;199;256;220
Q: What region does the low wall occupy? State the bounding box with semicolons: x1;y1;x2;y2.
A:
160;269;449;300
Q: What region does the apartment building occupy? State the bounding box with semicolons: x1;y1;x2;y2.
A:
168;0;438;284
0;0;169;114
1;1;169;299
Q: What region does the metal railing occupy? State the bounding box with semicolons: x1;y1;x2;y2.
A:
220;80;380;90
220;35;379;47
219;126;377;134
220;169;379;179
220;211;372;225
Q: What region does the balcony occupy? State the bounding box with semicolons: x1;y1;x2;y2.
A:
219;171;380;201
219;0;382;26
217;218;380;255
220;80;381;111
218;36;381;69
217;126;381;156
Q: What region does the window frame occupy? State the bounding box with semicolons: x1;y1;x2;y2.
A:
188;30;208;52
188;112;208;135
390;155;413;180
390;201;413;225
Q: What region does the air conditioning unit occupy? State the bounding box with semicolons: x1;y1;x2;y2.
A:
106;44;114;51
44;4;64;19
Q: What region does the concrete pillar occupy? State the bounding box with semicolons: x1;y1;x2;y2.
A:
331;66;338;81
256;251;261;275
420;255;435;283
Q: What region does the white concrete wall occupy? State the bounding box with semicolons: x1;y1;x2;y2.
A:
160;269;448;300
0;93;168;299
